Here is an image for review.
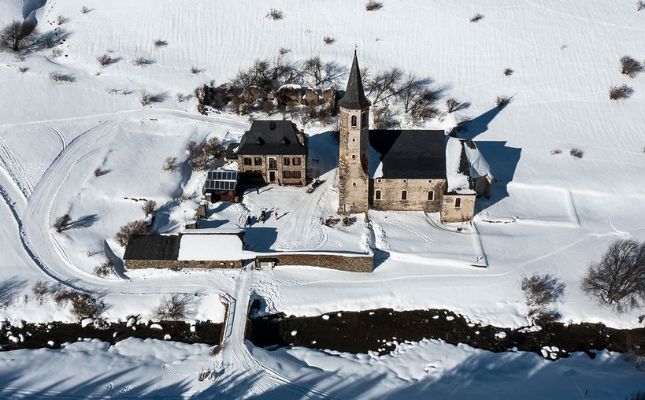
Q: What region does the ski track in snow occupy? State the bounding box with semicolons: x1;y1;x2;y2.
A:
0;135;34;198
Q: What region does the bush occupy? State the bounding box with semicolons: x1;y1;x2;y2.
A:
142;199;157;217
323;36;335;45
366;0;383;11
57;16;69;25
94;167;107;177
582;239;645;311
639;1;645;11
610;85;634;100
163;157;178;172
132;57;155;66
32;281;50;304
153;294;194;320
570;148;584;159
191;66;202;74
53;214;71;232
470;14;484;22
81;6;91;14
266;9;283;20
504;68;514;76
18;67;29;73
445;98;461;113
97;53;117;66
550;148;562;155
53;289;106;320
115;220;148;247
620;56;643;78
0;20;39;52
94;260;114;277
50;72;76;83
141;91;165;106
153;39;168;48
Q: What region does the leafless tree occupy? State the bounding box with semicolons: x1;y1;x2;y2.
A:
570;148;584;159
0;20;39;52
470;13;484;22
163;157;177;172
153;294;195;320
504;68;514;76
323;36;335;45
32;281;51;304
93;260;114;277
610;85;634;100
153;39;168;48
266;9;284;20
141;91;165;106
50;72;76;82
365;68;403;104
132;57;155;66
620;56;643;78
115;220;148;247
142;200;157;217
496;96;512;108
53;214;71;232
366;0;383;11
582;239;645;311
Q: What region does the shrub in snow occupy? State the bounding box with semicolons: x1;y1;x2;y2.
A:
582;239;645;311
141;91;165;106
142;199;157;217
50;72;76;83
57;16;69;25
366;1;383;11
153;39;168;48
191;66;202;74
53;214;71;232
32;281;51;304
115;220;148;247
620;56;643;78
80;6;91;14
504;68;514;76
445;98;463;113
639;1;645;12
470;14;484;22
323;36;335;45
132;57;155;66
550;149;562;155
53;289;106;321
93;260;114;277
97;53;118;66
569;148;584;159
153;294;195;320
163;156;178;172
609;85;634;100
18;67;29;73
521;273;565;323
266;9;283;20
0;20;39;52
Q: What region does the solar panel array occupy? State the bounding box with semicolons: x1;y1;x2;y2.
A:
204;170;238;192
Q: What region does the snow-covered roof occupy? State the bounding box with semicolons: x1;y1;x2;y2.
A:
445;137;475;194
463;140;492;179
177;231;244;261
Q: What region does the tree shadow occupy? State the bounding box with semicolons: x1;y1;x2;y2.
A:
0;277;27;307
67;214;99;230
27;29;73;53
454;104;506;141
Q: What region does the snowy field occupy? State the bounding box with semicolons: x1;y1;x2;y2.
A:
1;0;645;398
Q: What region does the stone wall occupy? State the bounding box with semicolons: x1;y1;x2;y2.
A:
125;259;243;269
256;253;373;272
238;154;307;186
440;194;476;223
370;178;446;212
338;107;370;213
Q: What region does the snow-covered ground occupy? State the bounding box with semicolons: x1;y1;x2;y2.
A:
1;0;644;397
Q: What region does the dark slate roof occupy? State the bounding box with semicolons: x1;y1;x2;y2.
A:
338;52;371;110
369;130;446;179
236;120;307;156
123;235;180;261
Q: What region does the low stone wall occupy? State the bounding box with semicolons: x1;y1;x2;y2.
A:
256;253;373;272
125;259;243;269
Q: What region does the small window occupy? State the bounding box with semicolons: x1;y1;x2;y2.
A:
455;198;461;208
352;182;357;187
351;115;357;127
243;157;252;166
375;190;381;200
377;179;382;183
403;179;407;183
283;157;290;166
401;190;407;200
292;157;302;166
352;154;356;159
254;157;262;166
428;191;434;201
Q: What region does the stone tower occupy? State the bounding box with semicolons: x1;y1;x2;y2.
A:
338;51;371;214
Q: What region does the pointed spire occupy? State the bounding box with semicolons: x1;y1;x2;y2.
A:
338;50;371;110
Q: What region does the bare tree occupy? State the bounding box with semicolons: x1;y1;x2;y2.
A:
115;220;148;247
32;281;51;304
582;239;645;311
163;156;177;172
610;85;634;100
365;68;403;104
366;0;383;11
620;56;643;78
153;294;195;320
93;260;114;277
142;200;157;217
53;214;71;232
0;20;39;52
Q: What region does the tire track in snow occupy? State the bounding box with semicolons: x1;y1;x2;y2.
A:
0;135;34;198
50;127;67;149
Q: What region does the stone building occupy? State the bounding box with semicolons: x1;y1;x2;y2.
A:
337;52;492;223
234;120;308;186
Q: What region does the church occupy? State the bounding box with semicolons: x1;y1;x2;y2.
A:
336;52;492;223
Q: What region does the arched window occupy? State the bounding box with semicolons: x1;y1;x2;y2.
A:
351;115;357;127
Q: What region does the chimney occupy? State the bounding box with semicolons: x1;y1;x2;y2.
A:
297;128;305;146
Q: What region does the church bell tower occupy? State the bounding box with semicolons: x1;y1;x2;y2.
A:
337;51;371;214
